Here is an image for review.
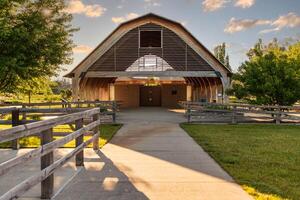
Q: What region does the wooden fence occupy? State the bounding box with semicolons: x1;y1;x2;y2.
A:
0;108;101;200
0;101;118;149
0;100;118;108
0;100;118;124
180;101;300;124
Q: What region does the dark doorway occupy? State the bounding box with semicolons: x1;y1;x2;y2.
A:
140;86;161;106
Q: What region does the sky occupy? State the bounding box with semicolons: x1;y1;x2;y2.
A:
63;0;300;76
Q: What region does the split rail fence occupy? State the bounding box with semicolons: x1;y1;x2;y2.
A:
0;101;118;149
180;101;300;124
0;108;101;200
0;100;118;124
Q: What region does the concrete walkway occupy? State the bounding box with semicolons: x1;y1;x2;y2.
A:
55;107;252;200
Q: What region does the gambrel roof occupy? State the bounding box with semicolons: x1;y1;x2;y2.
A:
65;13;231;78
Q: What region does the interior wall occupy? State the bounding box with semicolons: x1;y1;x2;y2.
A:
161;84;187;108
191;83;223;103
115;83;187;108
79;84;110;101
78;78;114;101
115;84;140;108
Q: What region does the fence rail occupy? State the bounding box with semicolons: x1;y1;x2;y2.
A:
180;101;300;124
0;101;118;149
0;100;118;121
0;100;119;108
0;108;101;200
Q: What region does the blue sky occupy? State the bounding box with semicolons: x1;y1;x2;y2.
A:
64;0;300;76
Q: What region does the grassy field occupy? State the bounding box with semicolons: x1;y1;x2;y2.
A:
180;124;300;200
0;94;61;104
0;124;122;148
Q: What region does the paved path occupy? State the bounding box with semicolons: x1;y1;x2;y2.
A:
55;107;252;200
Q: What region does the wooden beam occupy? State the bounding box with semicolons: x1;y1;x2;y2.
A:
75;118;84;166
85;71;218;78
40;128;54;199
0;100;116;107
0;107;17;114
92;113;100;150
11;109;20;150
0;108;100;143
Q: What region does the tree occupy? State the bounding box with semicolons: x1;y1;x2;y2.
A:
246;38;263;59
225;55;230;69
60;89;72;100
17;76;53;103
227;39;300;106
214;42;231;70
50;79;71;94
0;0;76;93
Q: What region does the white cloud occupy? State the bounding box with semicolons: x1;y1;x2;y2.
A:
235;0;255;8
73;45;93;54
65;0;106;17
202;0;228;12
112;13;139;24
144;0;161;7
224;17;271;33
260;12;300;34
202;0;256;11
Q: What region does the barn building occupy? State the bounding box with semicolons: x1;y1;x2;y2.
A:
65;13;231;108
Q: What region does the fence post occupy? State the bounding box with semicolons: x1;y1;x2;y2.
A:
187;103;191;123
231;105;237;124
41;128;54;199
75;118;84;166
112;101;116;123
22;105;26;121
61;99;66;108
92;112;100;151
275;106;281;124
11;109;20;150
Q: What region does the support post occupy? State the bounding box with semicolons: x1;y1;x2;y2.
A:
22;105;26;120
11;109;20;150
187;104;191;123
75;118;84;166
112;101;116;123
231;105;237;124
275;106;281;124
92;112;100;151
41;128;54;199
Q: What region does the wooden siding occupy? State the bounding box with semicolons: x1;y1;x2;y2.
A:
115;85;140;108
78;78;115;100
161;84;187;108
88;23;214;72
185;77;223;103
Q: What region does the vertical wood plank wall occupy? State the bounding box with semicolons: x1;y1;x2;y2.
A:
78;78;223;107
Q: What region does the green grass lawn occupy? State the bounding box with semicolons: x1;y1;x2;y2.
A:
180;124;300;200
0;94;61;104
0;124;122;148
